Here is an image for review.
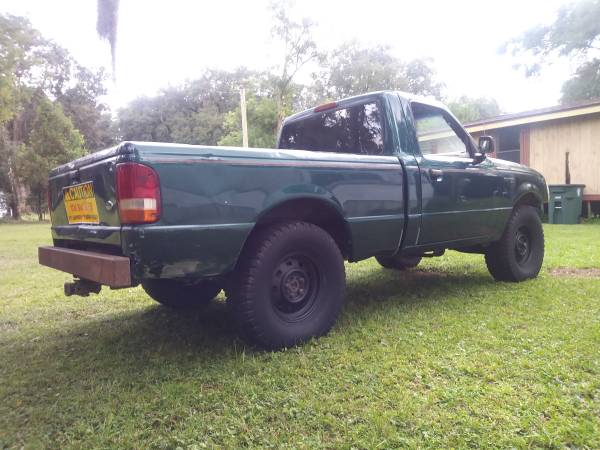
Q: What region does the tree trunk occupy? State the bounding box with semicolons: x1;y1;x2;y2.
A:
275;94;284;136
7;157;20;220
8;198;19;220
5;115;22;220
37;190;43;221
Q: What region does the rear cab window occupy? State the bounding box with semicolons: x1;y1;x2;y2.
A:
279;100;387;155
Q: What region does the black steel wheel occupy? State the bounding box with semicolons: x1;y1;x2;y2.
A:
485;205;544;282
271;254;320;322
514;226;532;265
229;221;346;350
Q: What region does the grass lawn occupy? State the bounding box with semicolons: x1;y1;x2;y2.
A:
1;223;599;448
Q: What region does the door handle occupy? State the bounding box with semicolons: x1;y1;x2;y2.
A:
429;169;444;182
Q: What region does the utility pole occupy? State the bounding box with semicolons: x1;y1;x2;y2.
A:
240;88;248;148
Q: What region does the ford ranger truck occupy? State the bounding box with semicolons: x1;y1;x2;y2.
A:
39;91;548;349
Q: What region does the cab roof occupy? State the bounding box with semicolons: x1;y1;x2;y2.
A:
283;90;447;125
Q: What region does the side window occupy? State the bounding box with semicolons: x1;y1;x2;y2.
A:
411;102;470;157
279;101;385;155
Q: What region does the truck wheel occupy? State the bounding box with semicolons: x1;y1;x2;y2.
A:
485;205;544;282
230;221;346;349
376;254;422;270
142;279;221;308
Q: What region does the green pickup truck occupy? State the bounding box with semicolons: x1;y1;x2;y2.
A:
40;91;548;349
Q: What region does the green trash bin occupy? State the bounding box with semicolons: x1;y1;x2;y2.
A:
548;184;585;224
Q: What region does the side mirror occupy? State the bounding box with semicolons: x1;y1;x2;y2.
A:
478;135;495;154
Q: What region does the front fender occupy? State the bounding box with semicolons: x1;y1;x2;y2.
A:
514;180;546;213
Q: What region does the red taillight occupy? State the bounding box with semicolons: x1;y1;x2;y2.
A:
116;163;161;224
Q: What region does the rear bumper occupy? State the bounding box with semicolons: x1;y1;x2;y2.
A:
38;246;132;288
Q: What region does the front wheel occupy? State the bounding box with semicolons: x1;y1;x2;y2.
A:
485;205;544;282
229;221;346;349
142;279;222;308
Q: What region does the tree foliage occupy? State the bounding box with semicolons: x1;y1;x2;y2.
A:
310;42;443;102
561;58;600;103
17;95;85;219
118;68;263;145
506;0;600;103
0;14;108;219
269;0;321;131
447;96;502;123
219;95;279;148
118;40;445;151
508;0;600;62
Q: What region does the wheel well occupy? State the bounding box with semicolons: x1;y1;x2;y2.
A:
249;198;351;259
515;192;542;214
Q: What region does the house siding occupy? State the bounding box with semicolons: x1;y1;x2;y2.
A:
529;114;600;197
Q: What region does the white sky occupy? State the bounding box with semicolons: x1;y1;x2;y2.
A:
2;0;577;114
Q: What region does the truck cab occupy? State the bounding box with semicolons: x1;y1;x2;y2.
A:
279;91;547;254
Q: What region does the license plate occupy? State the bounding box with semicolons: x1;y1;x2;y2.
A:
63;182;100;224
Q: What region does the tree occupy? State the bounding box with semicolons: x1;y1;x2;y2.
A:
219;95;279;148
506;0;600;103
17;95;85;220
53;64;116;151
118;68;262;145
0;14;110;218
269;0;320;132
447;96;501;123
0;14;44;219
310;42;443;102
561;58;600;103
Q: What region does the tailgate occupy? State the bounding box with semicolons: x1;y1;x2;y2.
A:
49;147;122;247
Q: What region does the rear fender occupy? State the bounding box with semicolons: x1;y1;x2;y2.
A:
241;185;353;259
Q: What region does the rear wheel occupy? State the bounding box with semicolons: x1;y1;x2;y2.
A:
376;254;422;270
485;205;544;282
229;221;346;349
142;279;222;308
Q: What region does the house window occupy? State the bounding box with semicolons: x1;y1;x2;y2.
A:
496;126;521;163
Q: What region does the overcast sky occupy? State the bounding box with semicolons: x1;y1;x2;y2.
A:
2;0;576;114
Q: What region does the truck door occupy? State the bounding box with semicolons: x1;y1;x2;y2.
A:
409;102;505;245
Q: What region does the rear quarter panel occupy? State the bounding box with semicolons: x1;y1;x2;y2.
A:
124;143;405;280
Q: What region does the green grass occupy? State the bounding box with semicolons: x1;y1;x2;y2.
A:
1;223;599;449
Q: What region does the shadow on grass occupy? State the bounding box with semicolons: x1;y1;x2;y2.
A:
14;268;496;361
345;267;493;308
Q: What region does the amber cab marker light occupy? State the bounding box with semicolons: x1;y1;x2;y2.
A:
314;102;338;113
116;163;161;224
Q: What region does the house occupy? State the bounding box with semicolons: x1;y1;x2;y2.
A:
464;100;600;216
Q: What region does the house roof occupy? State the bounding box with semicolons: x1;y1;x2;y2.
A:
464;99;600;133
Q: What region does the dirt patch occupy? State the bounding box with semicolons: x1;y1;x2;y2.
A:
548;267;600;278
0;320;19;332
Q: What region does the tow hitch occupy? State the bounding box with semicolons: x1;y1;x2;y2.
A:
64;278;102;297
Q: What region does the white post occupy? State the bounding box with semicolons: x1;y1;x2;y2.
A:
240;88;249;148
